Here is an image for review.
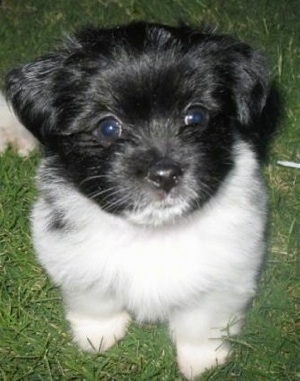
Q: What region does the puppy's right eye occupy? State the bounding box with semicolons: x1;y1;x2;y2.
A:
94;117;122;147
184;105;209;128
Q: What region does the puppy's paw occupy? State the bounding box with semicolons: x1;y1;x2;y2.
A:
0;95;38;156
0;125;37;156
67;311;131;352
176;340;230;380
11;132;37;157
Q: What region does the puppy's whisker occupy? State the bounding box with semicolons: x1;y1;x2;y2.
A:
102;193;133;213
79;174;111;187
88;186;119;200
89;186;134;214
90;185;128;199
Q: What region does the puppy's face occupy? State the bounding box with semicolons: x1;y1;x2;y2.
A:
6;23;269;226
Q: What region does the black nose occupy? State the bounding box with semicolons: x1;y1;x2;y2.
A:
146;160;183;193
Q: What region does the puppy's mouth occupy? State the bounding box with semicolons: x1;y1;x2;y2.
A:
123;160;195;226
124;195;191;227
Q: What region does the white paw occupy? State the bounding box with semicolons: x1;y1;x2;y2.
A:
67;311;131;352
176;340;230;380
0;113;38;156
13;135;38;157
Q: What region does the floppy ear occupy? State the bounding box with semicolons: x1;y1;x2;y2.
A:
5;54;67;144
227;43;270;126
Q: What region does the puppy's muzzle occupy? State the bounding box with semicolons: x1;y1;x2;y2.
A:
146;159;183;194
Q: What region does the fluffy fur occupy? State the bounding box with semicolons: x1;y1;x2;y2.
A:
5;22;271;379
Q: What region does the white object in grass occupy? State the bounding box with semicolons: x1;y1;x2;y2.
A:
277;161;300;169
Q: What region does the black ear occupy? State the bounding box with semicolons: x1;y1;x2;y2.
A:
5;53;66;144
223;42;281;160
227;43;270;126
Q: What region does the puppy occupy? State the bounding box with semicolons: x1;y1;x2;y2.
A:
5;22;271;379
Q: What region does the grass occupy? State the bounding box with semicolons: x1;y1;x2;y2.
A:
0;0;299;380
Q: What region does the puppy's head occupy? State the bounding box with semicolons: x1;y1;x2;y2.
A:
6;22;269;226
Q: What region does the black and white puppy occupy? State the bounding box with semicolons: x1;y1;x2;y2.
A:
6;22;271;379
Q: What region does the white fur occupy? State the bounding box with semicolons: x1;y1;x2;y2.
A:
0;93;37;156
32;141;267;380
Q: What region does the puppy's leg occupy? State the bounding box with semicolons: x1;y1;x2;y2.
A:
63;290;131;352
169;292;249;380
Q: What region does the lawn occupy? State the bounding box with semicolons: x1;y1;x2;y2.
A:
0;0;299;380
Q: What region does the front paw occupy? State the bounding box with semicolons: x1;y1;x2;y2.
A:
67;311;131;352
176;340;230;380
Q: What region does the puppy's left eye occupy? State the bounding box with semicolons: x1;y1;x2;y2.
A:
94;117;122;147
184;106;209;128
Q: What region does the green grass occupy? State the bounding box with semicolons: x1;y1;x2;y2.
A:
0;0;299;380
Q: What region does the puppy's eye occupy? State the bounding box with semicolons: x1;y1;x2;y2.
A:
94;117;122;147
184;106;209;128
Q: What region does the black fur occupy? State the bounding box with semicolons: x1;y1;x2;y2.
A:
5;22;271;217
